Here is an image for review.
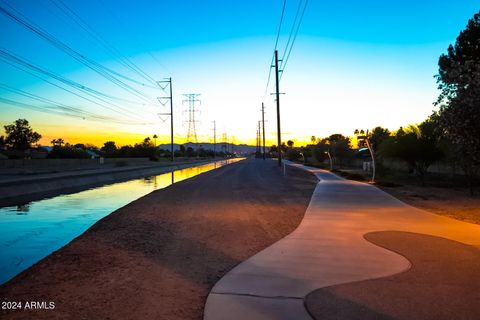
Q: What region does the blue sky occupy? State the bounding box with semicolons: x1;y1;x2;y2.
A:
0;0;478;145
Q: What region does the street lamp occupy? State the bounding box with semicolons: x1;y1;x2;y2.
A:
355;129;375;183
325;150;333;171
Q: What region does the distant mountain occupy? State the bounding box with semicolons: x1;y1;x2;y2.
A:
158;142;257;154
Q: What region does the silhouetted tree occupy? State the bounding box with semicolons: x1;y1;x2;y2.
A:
51;138;65;146
102;141;117;154
327;134;353;167
141;137;153;148
4;119;41;150
369;127;391;151
179;145;186;155
381;119;443;185
73;143;86;149
312;139;329;163
185;147;194;157
47;146;90;159
436;10;480;194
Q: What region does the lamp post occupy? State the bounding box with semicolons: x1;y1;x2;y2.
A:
325;150;333;171
355;129;375;183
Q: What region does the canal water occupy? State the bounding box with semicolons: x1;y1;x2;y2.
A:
0;158;243;284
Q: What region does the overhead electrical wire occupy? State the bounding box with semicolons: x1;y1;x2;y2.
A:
0;83;154;125
48;0;159;87
0;57;156;124
0;1;156;104
280;0;308;80
97;0;172;76
280;0;304;66
0;49;158;121
264;0;287;97
0;48;157;108
0;96;154;125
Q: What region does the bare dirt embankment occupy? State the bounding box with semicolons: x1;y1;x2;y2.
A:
0;159;317;320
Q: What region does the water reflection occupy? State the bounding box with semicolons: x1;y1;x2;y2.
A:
16;204;30;214
0;158;243;284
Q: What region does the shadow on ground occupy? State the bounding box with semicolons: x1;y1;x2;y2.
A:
305;231;480;320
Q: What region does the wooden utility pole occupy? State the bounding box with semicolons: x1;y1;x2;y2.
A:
213;120;216;159
274;50;282;166
261;102;266;160
258;121;262;157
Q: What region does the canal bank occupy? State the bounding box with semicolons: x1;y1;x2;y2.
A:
0;158;244;285
0;158;223;207
0;159;317;320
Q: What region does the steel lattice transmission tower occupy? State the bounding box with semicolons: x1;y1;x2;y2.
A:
182;93;201;143
221;132;228;154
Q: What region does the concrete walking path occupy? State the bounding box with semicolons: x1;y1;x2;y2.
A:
203;163;480;320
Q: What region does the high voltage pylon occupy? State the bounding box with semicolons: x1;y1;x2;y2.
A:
212;120;217;159
222;131;228;154
182;93;201;144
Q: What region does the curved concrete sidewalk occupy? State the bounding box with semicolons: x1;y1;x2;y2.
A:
204;164;480;320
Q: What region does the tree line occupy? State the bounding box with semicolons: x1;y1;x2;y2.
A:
0;120;227;160
284;11;480;194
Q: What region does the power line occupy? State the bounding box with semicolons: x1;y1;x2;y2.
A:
48;0;159;87
280;0;309;79
280;0;303;64
264;0;287;97
0;49;156;121
97;0;171;75
274;0;287;52
0;95;152;125
0;57;154;123
0;2;156;103
0;83;151;124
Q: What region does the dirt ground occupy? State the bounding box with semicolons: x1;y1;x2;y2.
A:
328;166;480;226
379;184;480;225
306;231;480;320
0;159;317;320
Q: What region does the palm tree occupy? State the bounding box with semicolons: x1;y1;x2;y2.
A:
51;138;65;147
153;134;158;147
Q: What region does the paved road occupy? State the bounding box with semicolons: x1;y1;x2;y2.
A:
204;164;480;320
0;159;317;320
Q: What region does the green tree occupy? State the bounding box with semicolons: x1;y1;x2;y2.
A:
369;127;391;151
4;119;41;150
327;134;353;168
436;10;480;194
102;141;117;154
381;119;443;185
141;137;153;148
312;139;329;163
185;146;194;157
51;138;65;147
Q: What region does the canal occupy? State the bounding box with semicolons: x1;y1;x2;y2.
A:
0;158;244;284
